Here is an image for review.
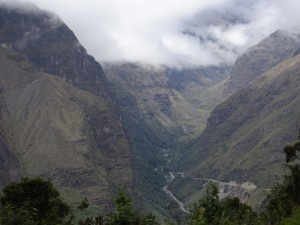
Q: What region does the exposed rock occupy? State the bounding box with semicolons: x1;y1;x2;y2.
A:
0;5;109;97
218;181;257;203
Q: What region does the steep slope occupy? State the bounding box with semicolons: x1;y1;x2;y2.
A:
0;82;21;188
0;4;133;211
225;30;300;94
0;3;109;97
0;47;133;209
187;54;300;188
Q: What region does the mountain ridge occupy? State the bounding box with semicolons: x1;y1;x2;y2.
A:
225;30;300;94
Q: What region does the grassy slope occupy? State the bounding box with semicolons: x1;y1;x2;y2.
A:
186;54;300;189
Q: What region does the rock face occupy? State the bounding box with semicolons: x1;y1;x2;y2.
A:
0;4;109;97
225;30;300;94
218;181;257;203
0;4;133;210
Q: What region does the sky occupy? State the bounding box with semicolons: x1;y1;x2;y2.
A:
3;0;300;67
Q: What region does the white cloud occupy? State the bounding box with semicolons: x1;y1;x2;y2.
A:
3;0;300;67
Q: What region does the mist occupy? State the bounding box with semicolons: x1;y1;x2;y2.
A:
3;0;300;67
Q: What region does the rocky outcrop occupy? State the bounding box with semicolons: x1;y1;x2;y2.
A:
218;181;257;203
0;4;109;97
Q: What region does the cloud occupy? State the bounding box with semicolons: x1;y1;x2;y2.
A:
3;0;300;67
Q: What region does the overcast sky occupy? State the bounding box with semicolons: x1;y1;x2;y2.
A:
4;0;300;67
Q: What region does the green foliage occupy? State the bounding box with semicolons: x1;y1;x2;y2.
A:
0;204;36;225
220;198;261;225
193;183;220;223
78;215;105;225
0;177;72;225
281;207;300;225
106;193;140;225
79;193;160;225
188;184;260;225
265;130;300;224
284;130;300;163
78;198;90;213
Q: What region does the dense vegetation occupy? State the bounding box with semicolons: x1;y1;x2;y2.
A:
0;178;72;225
0;178;160;225
1;131;300;225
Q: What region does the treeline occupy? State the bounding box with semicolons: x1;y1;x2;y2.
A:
0;177;160;225
1;131;300;225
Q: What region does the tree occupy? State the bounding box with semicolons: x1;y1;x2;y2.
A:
188;184;260;225
106;192;140;225
0;177;72;225
79;193;160;225
188;183;220;225
266;130;300;224
284;129;300;163
78;197;90;215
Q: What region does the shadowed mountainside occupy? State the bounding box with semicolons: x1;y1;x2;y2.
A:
0;4;133;211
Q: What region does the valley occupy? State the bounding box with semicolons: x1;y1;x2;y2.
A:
0;1;300;224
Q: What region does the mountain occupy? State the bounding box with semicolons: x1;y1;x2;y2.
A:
103;62;230;216
0;2;109;97
172;41;300;211
105;63;230;143
3;1;300;219
158;30;300;210
0;2;225;216
187;53;300;185
224;30;300;93
0;3;133;210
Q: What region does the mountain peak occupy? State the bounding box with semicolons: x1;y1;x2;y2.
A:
224;30;300;94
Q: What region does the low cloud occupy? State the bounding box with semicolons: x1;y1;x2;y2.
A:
3;0;300;67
